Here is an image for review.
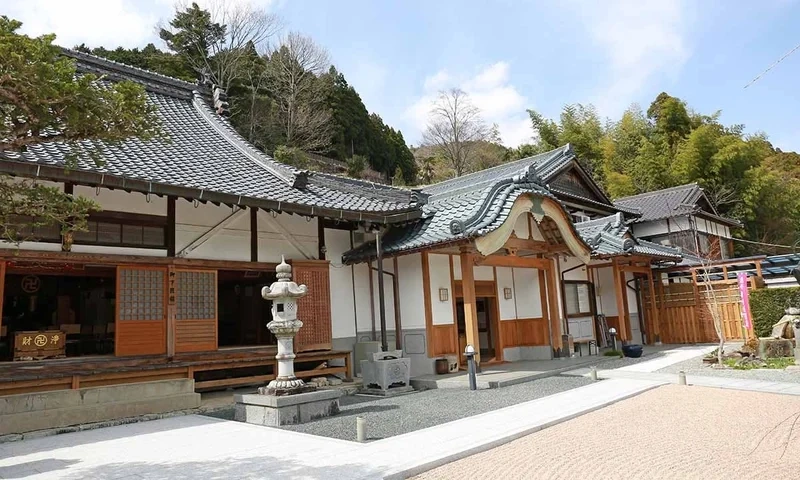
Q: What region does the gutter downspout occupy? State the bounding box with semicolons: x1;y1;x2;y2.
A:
626;277;646;344
369;263;403;351
350;231;359;341
376;229;388;351
560;261;585;335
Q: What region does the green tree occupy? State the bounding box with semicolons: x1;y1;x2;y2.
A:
646;92;691;155
75;43;195;82
321;66;370;160
0;17;164;248
527;104;604;180
1;17;161;151
346;154;367;179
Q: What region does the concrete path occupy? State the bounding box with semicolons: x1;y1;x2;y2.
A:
0;345;712;480
592;369;800;396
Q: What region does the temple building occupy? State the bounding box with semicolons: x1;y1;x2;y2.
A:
0;50;682;399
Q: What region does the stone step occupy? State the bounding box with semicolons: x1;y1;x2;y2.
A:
1;391;201;436
0;379;195;415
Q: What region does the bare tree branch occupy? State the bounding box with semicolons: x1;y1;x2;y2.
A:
422;88;491;177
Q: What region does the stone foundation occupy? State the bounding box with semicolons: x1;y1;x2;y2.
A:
234;389;341;426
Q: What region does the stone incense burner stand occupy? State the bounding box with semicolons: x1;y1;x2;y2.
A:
234;257;341;426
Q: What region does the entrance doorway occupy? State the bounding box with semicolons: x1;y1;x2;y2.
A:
1;268;117;361
456;296;500;363
217;270;276;348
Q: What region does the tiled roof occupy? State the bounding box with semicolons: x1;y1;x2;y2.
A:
574;213;682;260
343;146;684;264
343;147;578;263
613;183;739;226
0;49;421;223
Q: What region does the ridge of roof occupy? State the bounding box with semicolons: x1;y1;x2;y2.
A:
422;144;573;200
190;93;299;189
614;183;700;203
63;48;201;99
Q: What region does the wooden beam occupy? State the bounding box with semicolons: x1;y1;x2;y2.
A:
250;207;258;262
317;218;326;261
617;264;653;275
177;208;247;258
460;249;481;366
421;252;434;358
476;255;550;270
166;196;176;257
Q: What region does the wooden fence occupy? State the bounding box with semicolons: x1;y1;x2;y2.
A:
643;281;751;344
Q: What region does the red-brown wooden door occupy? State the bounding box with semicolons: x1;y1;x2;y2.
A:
115;266;167;356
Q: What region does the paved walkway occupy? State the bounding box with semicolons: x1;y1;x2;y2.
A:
1;345;767;480
412;385;800;480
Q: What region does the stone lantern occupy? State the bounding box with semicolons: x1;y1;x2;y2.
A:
259;256;311;395
234;256;342;426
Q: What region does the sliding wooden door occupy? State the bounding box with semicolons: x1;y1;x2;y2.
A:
115;266;167;356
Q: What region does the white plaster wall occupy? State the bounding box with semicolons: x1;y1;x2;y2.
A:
429;254;454;325
174;201;318;262
625;272;639;314
560;255;587;281
397;254;426;329
630;219;670;239
326;229;356;339
452;255;461;281
513;214;530;239
513;267;543;318
353;263;373;333
593;266;617;316
474;265;494;281
74;186;167;216
495;267;516;320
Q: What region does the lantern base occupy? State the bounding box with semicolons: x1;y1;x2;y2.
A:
235;389;341;426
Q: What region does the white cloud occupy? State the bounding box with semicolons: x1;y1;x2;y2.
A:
406;62;532;147
8;0;163;48
567;0;692;116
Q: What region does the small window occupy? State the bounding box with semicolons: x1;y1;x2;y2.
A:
564;281;592;317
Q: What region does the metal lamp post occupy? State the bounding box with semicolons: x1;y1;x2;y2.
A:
465;344;477;391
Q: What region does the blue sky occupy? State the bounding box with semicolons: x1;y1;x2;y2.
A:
7;0;800;150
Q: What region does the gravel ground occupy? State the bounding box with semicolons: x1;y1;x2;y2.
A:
205;375;593;441
657;355;800;383
414;385;800;480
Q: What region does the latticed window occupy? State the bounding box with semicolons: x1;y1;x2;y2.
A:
118;269;165;321
176;271;216;320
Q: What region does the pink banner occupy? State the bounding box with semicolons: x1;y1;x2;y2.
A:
737;272;753;330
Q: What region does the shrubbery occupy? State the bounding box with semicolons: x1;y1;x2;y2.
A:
750;287;800;337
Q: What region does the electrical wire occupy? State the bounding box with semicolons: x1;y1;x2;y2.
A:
744;41;800;88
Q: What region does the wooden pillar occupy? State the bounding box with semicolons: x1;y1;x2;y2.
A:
460;248;481;366
317;218;326;261
166;196;176;257
647;270;660;343
166;266;176;358
538;268;552;350
421;252;435;358
250;207;258;262
546;258;562;353
0;261;5;342
612;262;629;342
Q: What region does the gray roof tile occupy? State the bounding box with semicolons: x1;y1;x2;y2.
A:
0;50;420;221
614;183;739;226
575;213;682;260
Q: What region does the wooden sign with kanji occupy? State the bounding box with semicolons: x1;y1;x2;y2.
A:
13;330;67;360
